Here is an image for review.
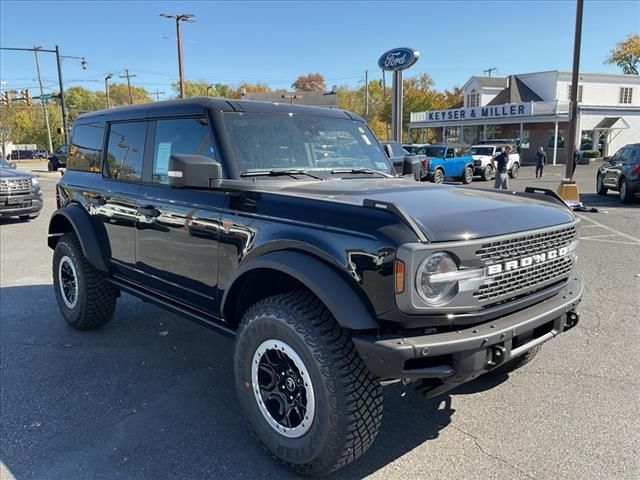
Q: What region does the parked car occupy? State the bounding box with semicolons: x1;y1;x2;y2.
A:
0;158;43;220
8;149;37;160
380;140;426;180
470;144;521;181
48;144;68;171
596;143;640;203
36;149;48;159
47;98;583;476
402;143;428;155
415;143;474;184
477;138;521;154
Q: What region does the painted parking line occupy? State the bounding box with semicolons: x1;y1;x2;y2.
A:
577;214;640;245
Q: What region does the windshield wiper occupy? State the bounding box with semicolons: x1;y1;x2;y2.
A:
330;168;394;178
240;169;324;180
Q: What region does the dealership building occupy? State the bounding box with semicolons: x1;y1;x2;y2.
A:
408;71;640;164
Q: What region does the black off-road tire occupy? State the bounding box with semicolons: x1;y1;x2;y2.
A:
619;178;634;203
461;165;473;184
481;164;494;181
47;160;54;171
489;345;541;376
52;233;117;330
234;291;383;476
596;173;608;196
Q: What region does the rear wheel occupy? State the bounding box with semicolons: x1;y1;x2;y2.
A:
52;233;118;330
481;164;494;181
234;291;383;476
619;178;633;203
461;166;473;184
47;160;55;171
596;173;608;195
509;162;520;178
432;169;444;184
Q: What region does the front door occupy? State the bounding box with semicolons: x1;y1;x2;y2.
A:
134;116;224;314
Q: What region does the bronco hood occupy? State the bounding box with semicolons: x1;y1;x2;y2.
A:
268;178;575;242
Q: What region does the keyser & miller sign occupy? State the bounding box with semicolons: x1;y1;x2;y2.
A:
378;47;419;71
418;102;533;122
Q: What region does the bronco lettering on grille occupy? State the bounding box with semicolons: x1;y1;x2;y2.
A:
486;246;570;275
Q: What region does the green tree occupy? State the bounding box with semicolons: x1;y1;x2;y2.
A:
605;34;640;75
107;83;152;106
291;73;326;92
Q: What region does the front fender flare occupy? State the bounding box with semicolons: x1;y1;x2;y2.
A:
222;250;380;331
48;205;110;272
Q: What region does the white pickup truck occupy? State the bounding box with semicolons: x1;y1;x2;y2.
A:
470;144;520;181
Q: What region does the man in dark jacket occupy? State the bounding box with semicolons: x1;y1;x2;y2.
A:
491;145;511;189
535;146;547;179
572;150;581;176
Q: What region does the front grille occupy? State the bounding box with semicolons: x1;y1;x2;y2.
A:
473;160;482;166
473;256;573;302
0;178;32;195
475;225;576;264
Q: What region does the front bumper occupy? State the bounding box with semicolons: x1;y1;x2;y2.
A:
0;193;43;217
353;278;583;395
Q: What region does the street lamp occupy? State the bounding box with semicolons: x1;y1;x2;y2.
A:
160;13;195;99
105;73;113;109
206;84;214;96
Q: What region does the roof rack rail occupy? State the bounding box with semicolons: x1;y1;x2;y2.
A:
362;199;428;242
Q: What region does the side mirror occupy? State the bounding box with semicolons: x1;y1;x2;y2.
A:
602;156;611;163
382;144;392;158
403;156;422;181
168;154;223;189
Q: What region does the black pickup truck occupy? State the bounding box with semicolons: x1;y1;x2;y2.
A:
48;98;582;476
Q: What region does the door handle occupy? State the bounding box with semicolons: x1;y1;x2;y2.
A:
137;205;161;217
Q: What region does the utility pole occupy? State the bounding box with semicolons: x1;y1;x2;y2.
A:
483;67;497;77
152;89;165;101
160;13;195;99
33;46;53;153
119;69;136;104
105;74;112;108
364;70;369;120
566;0;584;180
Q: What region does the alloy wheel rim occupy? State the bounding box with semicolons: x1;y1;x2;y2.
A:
597;175;602;190
251;339;315;438
58;255;78;309
466;168;473;182
435;171;443;183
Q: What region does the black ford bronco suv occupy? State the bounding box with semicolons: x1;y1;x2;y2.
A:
48;98;582;476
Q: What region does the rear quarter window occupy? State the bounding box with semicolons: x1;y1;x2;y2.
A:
68;122;105;172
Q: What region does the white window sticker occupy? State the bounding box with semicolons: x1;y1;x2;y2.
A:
155;142;172;174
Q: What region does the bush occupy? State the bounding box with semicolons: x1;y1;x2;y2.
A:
582;150;601;158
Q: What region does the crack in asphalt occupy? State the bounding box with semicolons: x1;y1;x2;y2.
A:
451;425;537;479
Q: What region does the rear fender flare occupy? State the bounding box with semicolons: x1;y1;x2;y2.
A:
48;205;110;272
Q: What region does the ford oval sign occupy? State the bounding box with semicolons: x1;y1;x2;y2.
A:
378;47;419;71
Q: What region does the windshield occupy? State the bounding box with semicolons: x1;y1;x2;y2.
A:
417;146;445;158
223;112;392;175
470;147;495;156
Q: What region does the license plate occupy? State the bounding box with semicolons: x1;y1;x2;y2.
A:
7;197;25;205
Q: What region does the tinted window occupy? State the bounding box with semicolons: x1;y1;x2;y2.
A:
104;122;147;182
152;117;217;185
390;143;405;157
470;147;494;156
418;146;445;158
68;123;104;171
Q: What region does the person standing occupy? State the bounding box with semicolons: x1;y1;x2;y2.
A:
535;146;547;179
491;145;511;189
572;149;581;177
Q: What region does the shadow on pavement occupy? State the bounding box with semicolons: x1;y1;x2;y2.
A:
578;192;639;209
1;284;506;480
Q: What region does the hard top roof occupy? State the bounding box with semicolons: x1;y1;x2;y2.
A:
75;97;360;123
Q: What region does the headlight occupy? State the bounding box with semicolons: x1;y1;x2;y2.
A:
416;252;459;305
31;177;39;187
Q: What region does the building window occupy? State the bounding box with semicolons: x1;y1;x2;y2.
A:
445;127;460;143
520;130;530;149
567;84;583;102
547;130;566;149
466;89;479;108
619;87;633;104
487;125;502;140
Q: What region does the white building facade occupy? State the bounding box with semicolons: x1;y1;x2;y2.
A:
409;71;640;165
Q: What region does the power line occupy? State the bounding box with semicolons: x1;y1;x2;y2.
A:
119;69;137;104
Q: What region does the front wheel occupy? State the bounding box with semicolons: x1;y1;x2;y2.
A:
596;173;608;196
432;169;444;184
52;233;118;330
461;166;473;184
234;291;383;476
481;164;494;181
509;162;520;178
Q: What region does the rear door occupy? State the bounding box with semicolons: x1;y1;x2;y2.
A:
134;116;224;313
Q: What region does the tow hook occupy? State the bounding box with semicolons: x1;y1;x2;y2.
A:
487;345;506;367
565;311;580;330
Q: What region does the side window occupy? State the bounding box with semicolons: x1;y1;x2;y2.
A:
68;123;104;172
104;122;147;182
152;117;217;185
446;148;455;158
391;143;405;158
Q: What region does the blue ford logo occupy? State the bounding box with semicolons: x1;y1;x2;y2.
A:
378;47;420;71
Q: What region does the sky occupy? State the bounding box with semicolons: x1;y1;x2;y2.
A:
1;0;638;100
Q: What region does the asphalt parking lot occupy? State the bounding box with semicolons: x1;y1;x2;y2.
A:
1;161;639;480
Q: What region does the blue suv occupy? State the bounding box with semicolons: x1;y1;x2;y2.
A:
416;144;474;184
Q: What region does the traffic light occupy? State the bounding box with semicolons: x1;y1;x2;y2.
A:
1;91;10;107
21;89;31;106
